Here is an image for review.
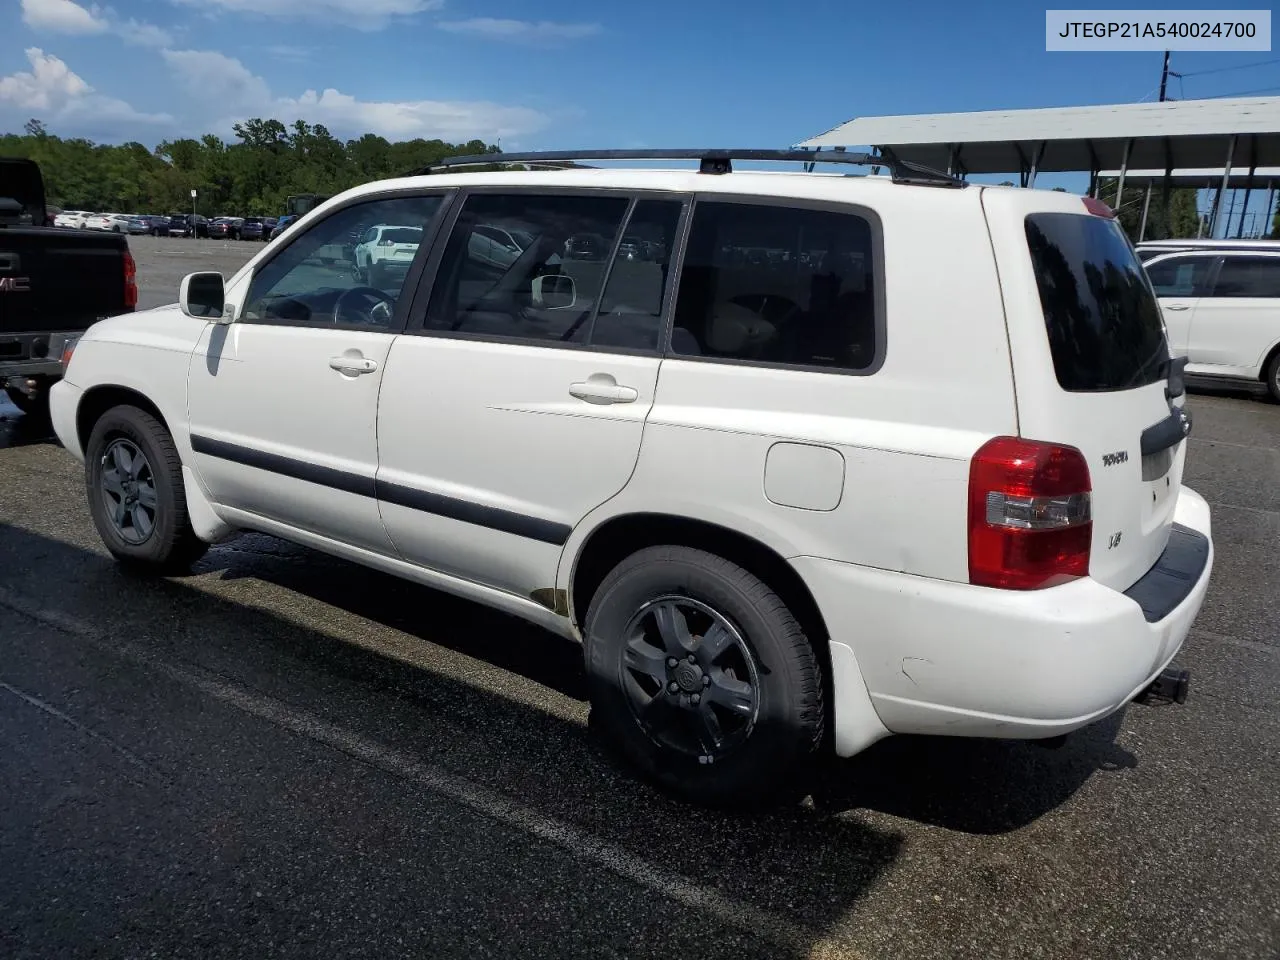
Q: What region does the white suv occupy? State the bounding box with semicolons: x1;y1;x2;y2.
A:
49;150;1214;808
1141;245;1280;401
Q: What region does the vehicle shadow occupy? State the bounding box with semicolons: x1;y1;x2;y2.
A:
0;405;57;449
198;530;1134;836
1;521;900;957
809;712;1134;835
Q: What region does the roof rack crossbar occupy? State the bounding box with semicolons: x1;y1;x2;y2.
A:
407;149;966;187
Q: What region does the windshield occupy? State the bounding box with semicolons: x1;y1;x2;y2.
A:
1025;212;1169;392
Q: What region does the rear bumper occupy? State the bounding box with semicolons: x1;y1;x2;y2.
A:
0;331;80;379
795;486;1214;755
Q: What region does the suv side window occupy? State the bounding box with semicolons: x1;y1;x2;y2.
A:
1145;255;1215;297
423;192;630;344
671;200;879;371
240;193;443;329
589;198;684;352
1210;257;1280;298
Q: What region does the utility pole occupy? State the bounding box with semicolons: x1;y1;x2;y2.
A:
1159;50;1170;101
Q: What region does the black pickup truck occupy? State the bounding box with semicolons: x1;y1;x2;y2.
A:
1;157;134;419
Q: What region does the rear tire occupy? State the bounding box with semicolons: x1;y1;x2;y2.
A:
84;404;209;574
583;545;825;808
1264;351;1280;403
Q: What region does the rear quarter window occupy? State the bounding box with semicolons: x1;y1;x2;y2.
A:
1025;212;1169;392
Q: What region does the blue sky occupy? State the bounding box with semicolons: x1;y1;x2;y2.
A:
1;0;1279;226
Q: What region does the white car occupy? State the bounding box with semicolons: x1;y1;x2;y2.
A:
49;151;1214;808
1143;247;1280;401
85;213;131;233
352;224;422;283
54;210;91;229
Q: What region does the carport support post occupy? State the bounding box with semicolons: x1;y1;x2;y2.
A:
1138;181;1153;241
1115;139;1132;211
1236;135;1258;238
1265;182;1276;238
1026;141;1045;189
1209;135;1237;238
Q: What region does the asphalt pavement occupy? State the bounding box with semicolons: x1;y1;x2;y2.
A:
129;234;266;310
1;240;1278;959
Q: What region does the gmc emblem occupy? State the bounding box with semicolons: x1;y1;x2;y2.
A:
0;276;31;292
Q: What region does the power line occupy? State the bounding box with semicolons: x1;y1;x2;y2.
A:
1175;56;1280;78
1203;84;1280;98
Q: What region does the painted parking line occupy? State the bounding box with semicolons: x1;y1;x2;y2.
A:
0;585;865;960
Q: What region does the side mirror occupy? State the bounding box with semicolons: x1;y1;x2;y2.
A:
532;273;577;309
180;271;227;322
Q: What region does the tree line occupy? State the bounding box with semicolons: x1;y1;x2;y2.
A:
5;118;1276;238
1;118;500;217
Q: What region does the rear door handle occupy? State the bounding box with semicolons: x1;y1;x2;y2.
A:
1163;304;1191;311
329;355;378;375
569;373;638;405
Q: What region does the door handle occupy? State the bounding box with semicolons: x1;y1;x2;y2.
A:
1163;304;1191;311
569;373;639;405
329;355;378;375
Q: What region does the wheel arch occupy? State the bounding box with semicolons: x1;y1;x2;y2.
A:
1259;339;1280;380
74;384;172;457
567;511;836;745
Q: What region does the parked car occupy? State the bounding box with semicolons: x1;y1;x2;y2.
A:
167;214;209;238
133;214;171;236
239;217;277;241
1143;247;1280;401
351;223;423;285
269;215;296;240
208;217;244;240
0;157;135;422
48;149;1214;808
125;216;152;236
53;209;91;229
1135;238;1280;262
86;213;131;232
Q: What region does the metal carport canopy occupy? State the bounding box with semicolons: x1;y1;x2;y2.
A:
797;97;1280;174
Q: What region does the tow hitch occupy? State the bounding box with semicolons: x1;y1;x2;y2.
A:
1136;665;1190;705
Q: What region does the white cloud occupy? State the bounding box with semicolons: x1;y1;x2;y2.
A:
20;0;107;34
175;0;441;29
437;18;602;43
0;46;90;109
116;19;175;47
162;47;549;142
0;47;172;128
161;48;272;114
261;44;314;62
20;0;174;47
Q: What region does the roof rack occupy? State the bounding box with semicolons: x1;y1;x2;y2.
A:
408;149;966;188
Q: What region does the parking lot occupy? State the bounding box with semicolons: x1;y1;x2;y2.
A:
1;240;1278;960
128;235;265;311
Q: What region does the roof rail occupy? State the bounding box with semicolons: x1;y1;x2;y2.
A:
407;148;966;187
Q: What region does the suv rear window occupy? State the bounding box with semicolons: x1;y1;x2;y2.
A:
1025;213;1168;392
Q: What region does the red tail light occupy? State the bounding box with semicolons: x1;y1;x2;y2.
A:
968;436;1092;590
123;249;138;309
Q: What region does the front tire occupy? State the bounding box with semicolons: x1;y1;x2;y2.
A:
584;545;825;808
85;405;209;573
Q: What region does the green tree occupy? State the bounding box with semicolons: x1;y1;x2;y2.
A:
1096;177;1203;241
1;118;500;216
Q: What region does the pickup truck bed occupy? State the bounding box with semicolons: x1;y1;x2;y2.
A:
1;158;134;417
